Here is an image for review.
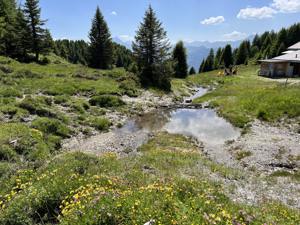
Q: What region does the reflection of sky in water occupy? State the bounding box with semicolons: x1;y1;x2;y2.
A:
189;87;208;100
164;109;240;146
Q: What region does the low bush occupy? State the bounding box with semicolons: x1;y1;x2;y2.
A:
88;117;111;131
31;117;71;138
0;145;18;162
13;69;42;78
53;96;69;105
19;96;56;118
119;79;140;97
0;88;22;98
0;65;13;73
89;95;125;107
0;123;50;162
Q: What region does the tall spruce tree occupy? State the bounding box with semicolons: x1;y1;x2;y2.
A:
189;67;196;75
88;6;113;69
0;0;18;57
214;47;222;69
199;59;205;73
172;41;188;78
14;7;31;60
204;48;214;72
133;5;171;89
23;0;48;61
222;45;233;68
236;41;249;65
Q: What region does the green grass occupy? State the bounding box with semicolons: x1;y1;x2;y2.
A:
190;66;300;127
0;133;298;225
0;55;139;167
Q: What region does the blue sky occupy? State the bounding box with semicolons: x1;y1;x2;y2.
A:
34;0;300;43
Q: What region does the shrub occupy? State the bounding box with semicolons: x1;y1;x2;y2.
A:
119;79;139;97
31;117;71;138
0;145;18;162
54;95;69;104
0;87;22;98
0;65;13;73
89;117;111;131
39;57;50;65
257;109;269;121
0;162;13;178
19;96;56;118
0;123;50;162
89;95;125;107
13;69;41;78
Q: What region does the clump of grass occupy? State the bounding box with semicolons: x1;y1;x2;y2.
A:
31;117;71;138
0;123;50;162
118;75;140;97
0;65;13;73
53;95;69;105
13;69;41;78
235;150;252;161
89;95;125;107
0;145;18;162
19;96;57;118
88;117;111;131
0;87;22;98
270;170;300;181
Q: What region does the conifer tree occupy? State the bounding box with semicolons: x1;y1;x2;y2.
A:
222;44;233;68
172;41;188;78
0;0;18;56
23;0;48;61
14;7;31;60
199;59;205;73
204;48;214;71
236;41;249;65
189;67;196;75
214;47;222;69
88;6;113;69
276;42;286;56
133;5;171;89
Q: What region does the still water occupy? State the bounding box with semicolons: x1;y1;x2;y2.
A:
118;88;240;147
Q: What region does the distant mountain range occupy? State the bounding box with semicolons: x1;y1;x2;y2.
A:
113;36;254;70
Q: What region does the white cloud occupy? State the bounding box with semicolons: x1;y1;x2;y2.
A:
118;35;134;42
271;0;300;13
223;31;247;41
237;7;277;19
111;11;117;16
201;16;225;25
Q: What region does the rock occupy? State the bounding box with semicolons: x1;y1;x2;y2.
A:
185;99;192;103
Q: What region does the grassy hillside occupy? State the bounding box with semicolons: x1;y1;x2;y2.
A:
189;66;300;128
0;55;139;179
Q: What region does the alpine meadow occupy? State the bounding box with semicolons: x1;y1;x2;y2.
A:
0;0;299;225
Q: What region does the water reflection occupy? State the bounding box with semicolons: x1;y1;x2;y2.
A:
189;87;208;100
118;108;240;147
164;109;240;146
116;87;239;147
117;109;171;134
